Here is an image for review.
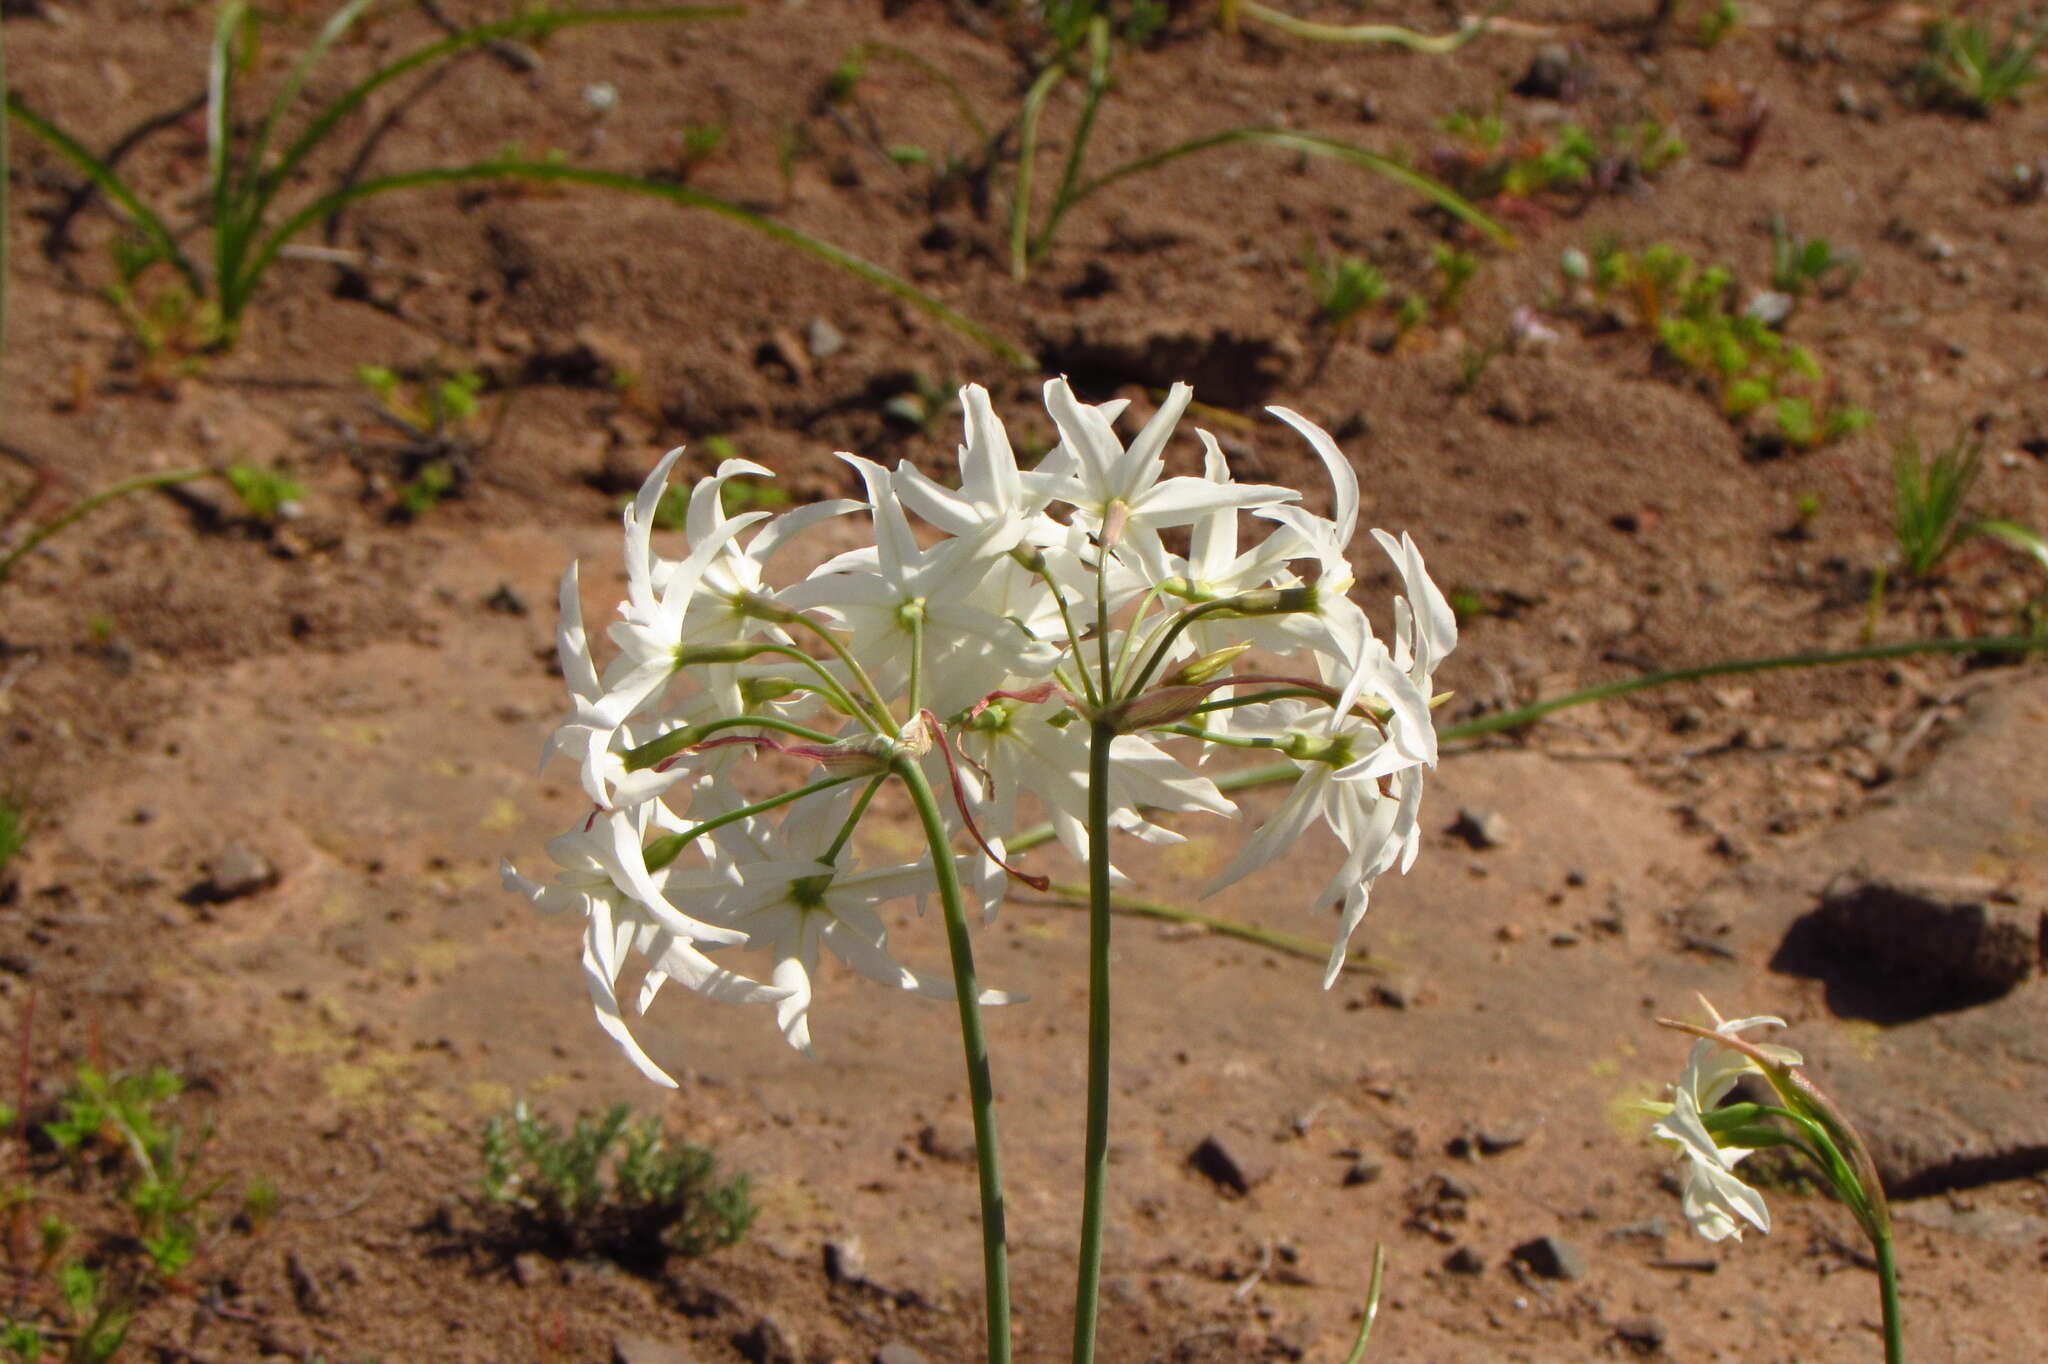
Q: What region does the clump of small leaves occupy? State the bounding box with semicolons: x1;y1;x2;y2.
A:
1916;13;2045;116
356;365;489;519
1767;215;1859;299
1889;431;2048;586
1584;242;1871;448
1433;113;1685;207
1303;247;1387;331
222;463;303;523
43;1066;215;1276
478;1102;755;1271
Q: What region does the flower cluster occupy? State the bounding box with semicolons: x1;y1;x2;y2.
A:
505;379;1456;1084
1644;999;1805;1242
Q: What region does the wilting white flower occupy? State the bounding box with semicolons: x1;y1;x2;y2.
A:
1645;1000;1805;1242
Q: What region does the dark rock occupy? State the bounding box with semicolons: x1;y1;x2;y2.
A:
874;1345;930;1364
613;1334;696;1364
1188;1133;1273;1196
1341;1159;1383;1188
1781;872;2043;1017
1442;1245;1486;1275
1512;44;1578;100
1613;1315;1667;1355
732;1315;799;1364
1511;1234;1586;1281
822;1238;868;1286
483;583;529;616
915;1119;976;1164
1450;807;1512;850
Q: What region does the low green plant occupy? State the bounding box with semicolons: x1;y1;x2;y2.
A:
222;462;303;522
478;1101;755;1268
1888;431;2048;587
7;1;1023;367
1695;0;1741;49
1916;12;2045;115
672;121;726;178
1768;215;1858;299
1589;242;1870;448
43;1065;218;1275
1303;248;1387;330
1438;117;1685;204
1430;243;1481;315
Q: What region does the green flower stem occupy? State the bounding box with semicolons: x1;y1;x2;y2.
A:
0;467;214;586
783;612;900;737
623;713;838;773
1875;1232;1905;1364
1340;1244;1389;1364
1121;595;1240;699
891;754;1011;1364
822;775;886;865
1070;718;1116;1364
1160;724;1287;750
643;776;858;871
1036;559;1100;709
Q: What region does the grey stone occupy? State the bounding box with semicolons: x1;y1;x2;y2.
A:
804;318;847;359
1511;1234;1586;1281
1513;44;1576;99
874;1346;931;1364
1341;1159;1383;1187
1442;1245;1486;1275
612;1335;695;1364
1451;807;1512;850
1613;1315;1667;1355
1188;1133;1273;1196
208;843;277;900
732;1315;798;1364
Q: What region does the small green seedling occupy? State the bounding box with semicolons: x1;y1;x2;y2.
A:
0;799;25;874
1917;13;2045;115
1696;0;1741;49
223;462;304;522
478;1100;756;1270
672;121;726;178
1768;215;1858;299
1430;244;1481;317
1304;248;1388;331
1892;431;1982;578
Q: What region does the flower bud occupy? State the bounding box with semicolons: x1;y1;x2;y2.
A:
1164;643;1250;688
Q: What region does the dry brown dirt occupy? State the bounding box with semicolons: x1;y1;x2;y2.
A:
4;2;2048;1361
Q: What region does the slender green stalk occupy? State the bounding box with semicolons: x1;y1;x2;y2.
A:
1341;1245;1389;1364
243;159;1029;368
1875;1232;1905;1364
782;611;898;736
1;18;9;375
642;775;858;872
892;754;1011;1364
3;96;202;293
1235;0;1493;52
1028;17;1110;268
0;468;214;586
1070;127;1509;249
622;712;839;773
822;775;886;864
1069;718;1116;1364
1440;634;2048;742
852;40;991;149
1009;61;1069;281
1035;558;1099;709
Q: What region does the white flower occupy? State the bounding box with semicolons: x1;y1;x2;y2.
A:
692;786;1017;1055
1648;1086;1771;1242
500;812;783;1087
1646;1000;1804;1242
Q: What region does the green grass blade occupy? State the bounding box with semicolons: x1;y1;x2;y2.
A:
255;6;742;217
1341;1245;1389;1364
0;467;215;587
3;95;204;295
208;1;245;293
1;19;10;375
243;160;1030;367
1029;16;1110;267
1968;519;2048;572
1237;0;1494;52
241;0;379;207
1004;633;2048;853
855;40;990;149
1073;127;1510;247
1009;61;1067;281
